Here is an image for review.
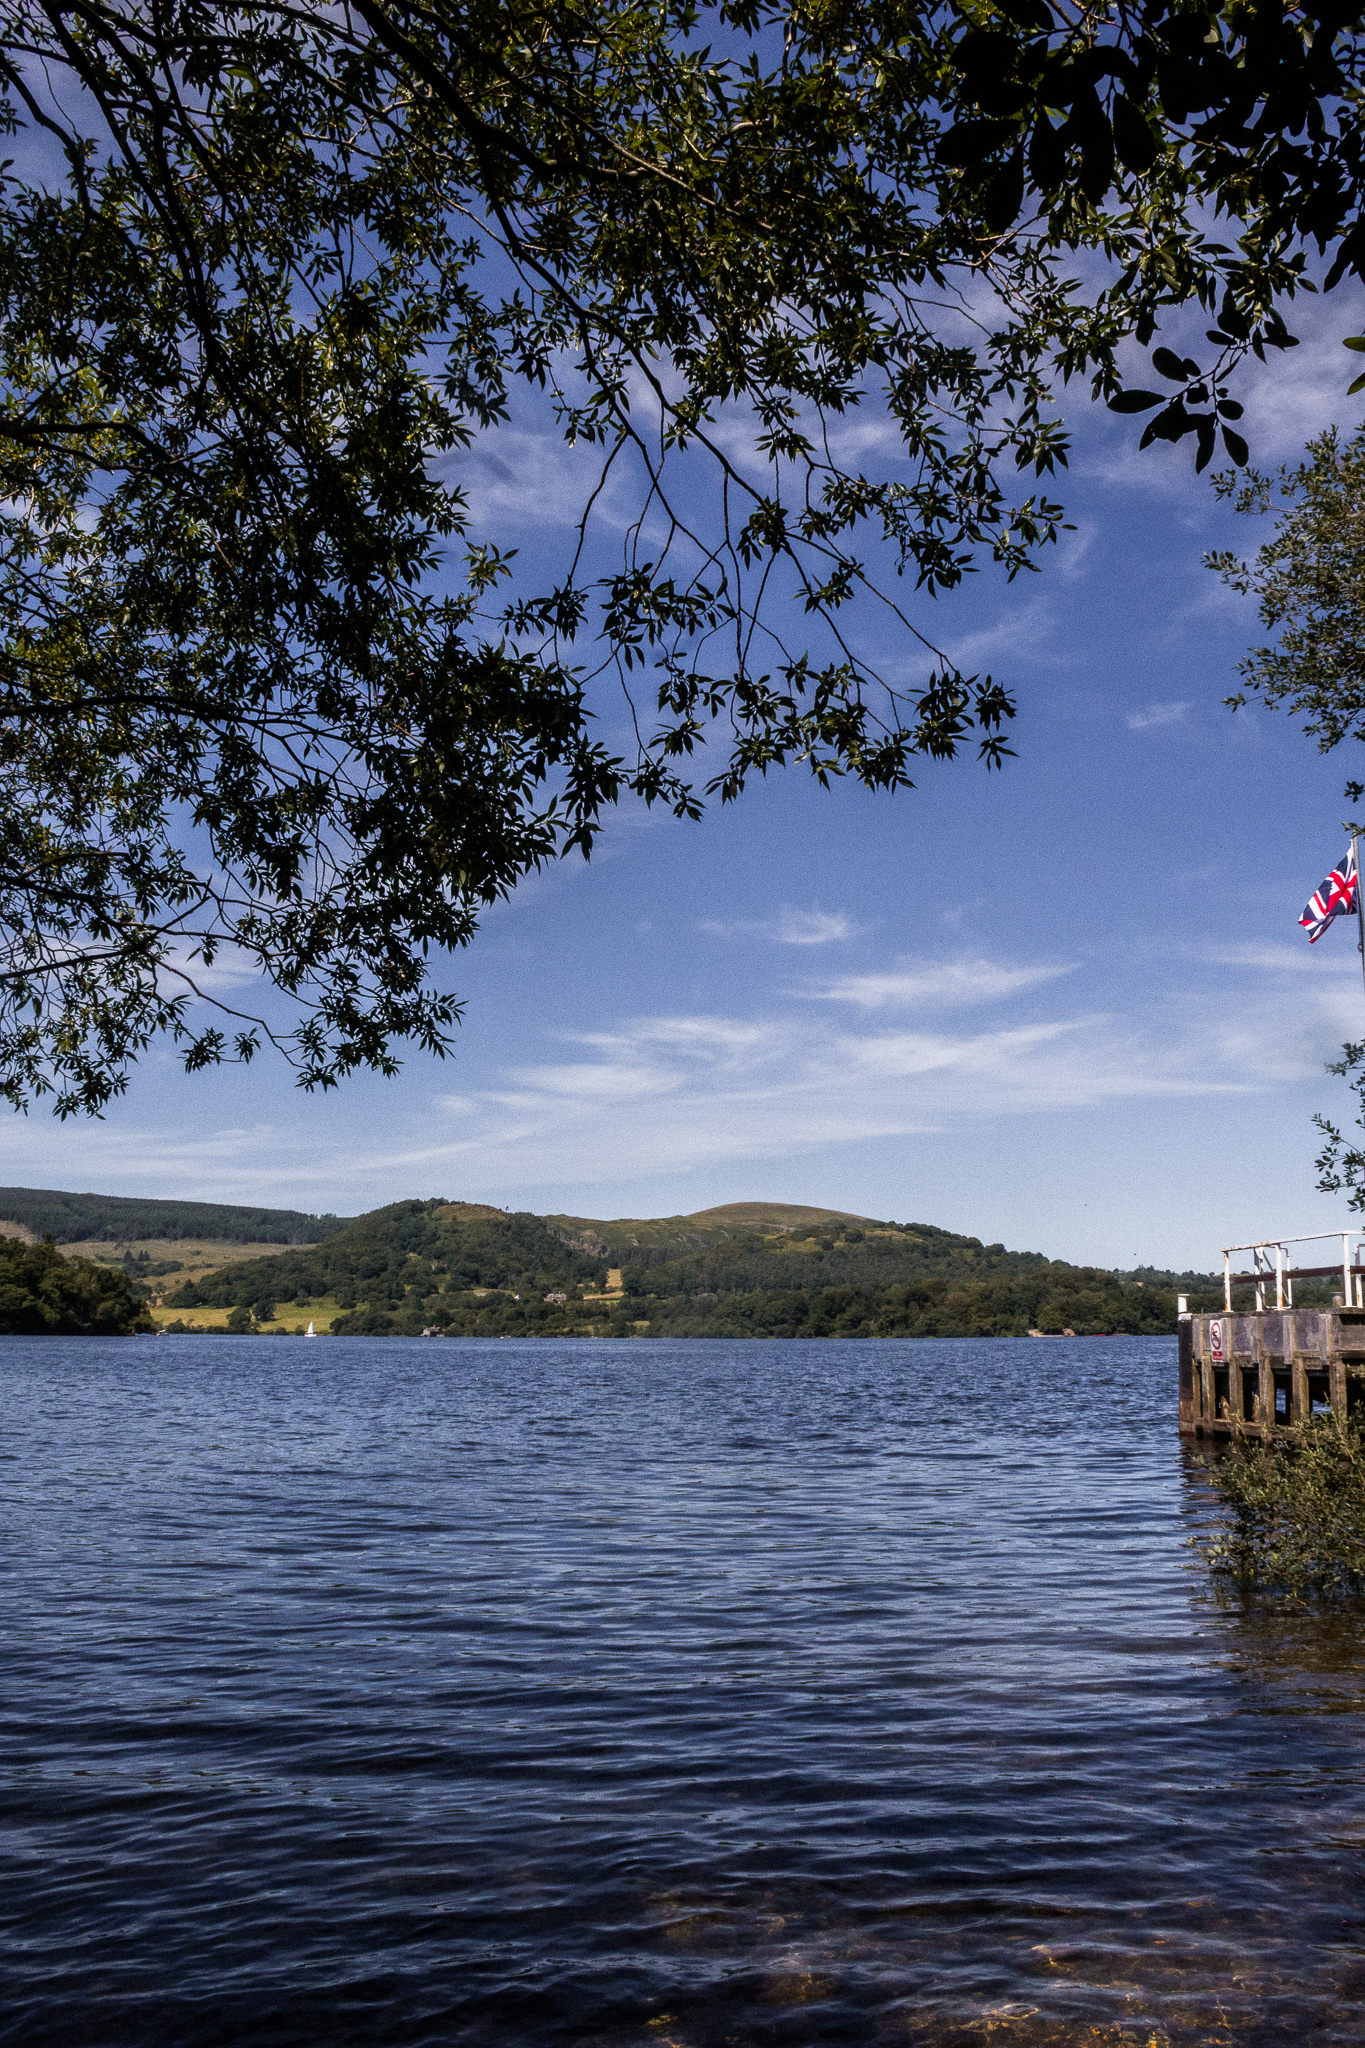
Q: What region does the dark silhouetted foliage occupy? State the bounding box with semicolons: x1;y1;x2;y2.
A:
4;1;1363;1109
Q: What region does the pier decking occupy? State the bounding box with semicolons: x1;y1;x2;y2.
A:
1181;1308;1365;1437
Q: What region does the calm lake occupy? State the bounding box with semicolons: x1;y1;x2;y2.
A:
4;1334;1365;2046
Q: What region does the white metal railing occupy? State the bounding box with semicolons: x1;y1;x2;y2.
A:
1220;1231;1365;1312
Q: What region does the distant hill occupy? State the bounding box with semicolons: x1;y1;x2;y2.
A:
160;1196;1229;1338
166;1200;600;1324
0;1186;352;1245
545;1200;875;1253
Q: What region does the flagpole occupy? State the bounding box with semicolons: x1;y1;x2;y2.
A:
1355;830;1365;1010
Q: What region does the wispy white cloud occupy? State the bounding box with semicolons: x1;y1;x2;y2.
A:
1205;939;1358;975
391;998;1257;1189
0;1117;316;1203
935;595;1059;673
158;941;266;994
775;909;856;946
7;936;1356;1217
806;956;1074;1010
1127;699;1191;731
440;423;636;535
361;938;1362;1194
699;907;859;947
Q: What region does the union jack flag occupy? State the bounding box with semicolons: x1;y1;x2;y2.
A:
1300;841;1359;941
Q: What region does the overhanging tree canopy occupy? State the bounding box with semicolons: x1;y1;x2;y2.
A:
1205;425;1365;1209
2;0;1363;1112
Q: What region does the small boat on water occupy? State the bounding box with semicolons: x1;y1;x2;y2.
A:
305;1322;315;1337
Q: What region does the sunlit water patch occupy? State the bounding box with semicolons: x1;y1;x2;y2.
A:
3;1335;1365;2046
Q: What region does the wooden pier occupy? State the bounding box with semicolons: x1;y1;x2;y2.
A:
1181;1308;1365;1437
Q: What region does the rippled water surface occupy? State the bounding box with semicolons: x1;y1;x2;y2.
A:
5;1334;1365;2046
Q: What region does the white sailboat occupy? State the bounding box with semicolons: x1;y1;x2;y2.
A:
305;1321;315;1337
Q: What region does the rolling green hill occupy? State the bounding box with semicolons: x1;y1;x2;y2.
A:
166;1201;602;1328
0;1186;352;1245
544;1201;875;1253
162;1197;1227;1338
611;1218;1049;1291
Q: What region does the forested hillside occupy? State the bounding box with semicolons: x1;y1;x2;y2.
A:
163;1200;1223;1338
613;1220;1051;1292
0;1186;350;1244
0;1239;151;1335
611;1271;1215;1339
167;1202;603;1326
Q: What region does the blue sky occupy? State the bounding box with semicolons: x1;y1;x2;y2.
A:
8;289;1365;1272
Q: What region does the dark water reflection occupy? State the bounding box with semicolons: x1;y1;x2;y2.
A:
4;1334;1365;2046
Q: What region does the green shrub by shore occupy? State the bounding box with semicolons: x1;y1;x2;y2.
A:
1198;1422;1365;1600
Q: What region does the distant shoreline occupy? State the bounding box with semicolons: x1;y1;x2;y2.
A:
0;1188;1234;1341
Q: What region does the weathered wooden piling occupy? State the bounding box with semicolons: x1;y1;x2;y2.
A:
1181;1309;1365;1437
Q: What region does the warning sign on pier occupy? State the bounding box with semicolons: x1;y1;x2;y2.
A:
1209;1319;1225;1362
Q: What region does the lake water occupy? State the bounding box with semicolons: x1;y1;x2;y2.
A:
4;1334;1365;2046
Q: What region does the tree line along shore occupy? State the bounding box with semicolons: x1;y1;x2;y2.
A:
0;1193;1245;1340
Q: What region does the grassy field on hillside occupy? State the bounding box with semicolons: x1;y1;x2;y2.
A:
74;1240;299;1280
152;1298;345;1332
